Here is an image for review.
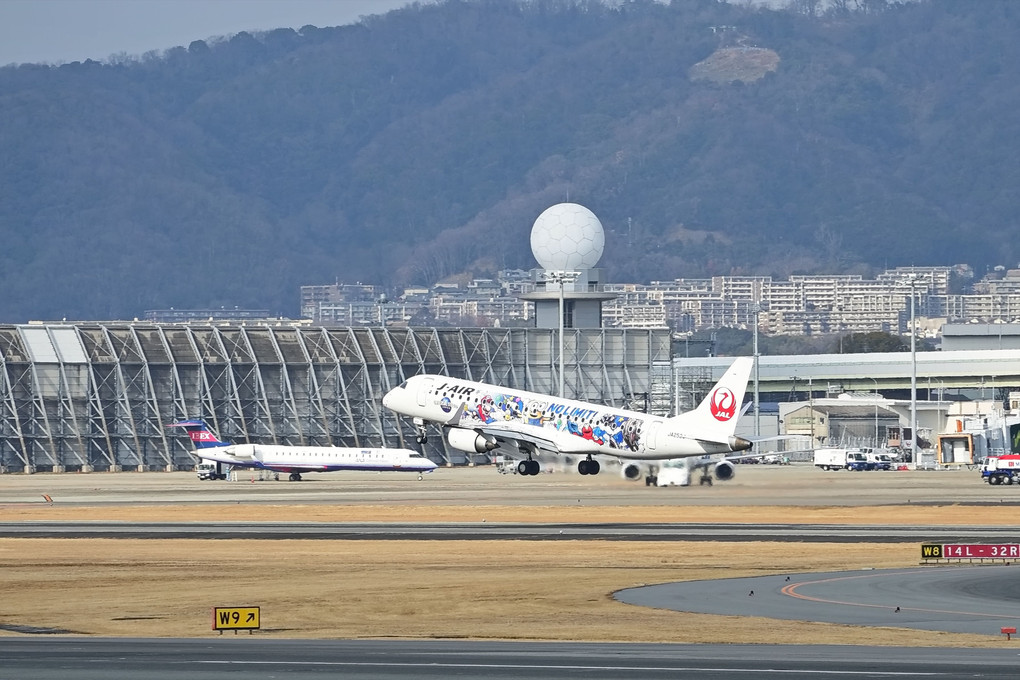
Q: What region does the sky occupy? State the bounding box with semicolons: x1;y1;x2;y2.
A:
0;0;414;67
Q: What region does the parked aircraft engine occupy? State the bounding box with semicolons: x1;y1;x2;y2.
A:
446;427;497;453
713;460;735;481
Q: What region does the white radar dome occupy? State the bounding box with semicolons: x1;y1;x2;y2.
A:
530;203;605;270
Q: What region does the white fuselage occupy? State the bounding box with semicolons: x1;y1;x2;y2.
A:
198;444;437;474
382;374;749;460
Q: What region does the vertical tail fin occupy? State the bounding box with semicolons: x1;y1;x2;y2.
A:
167;420;229;449
670;357;753;442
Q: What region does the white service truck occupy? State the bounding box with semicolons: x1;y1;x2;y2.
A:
867;451;895;470
814;448;871;471
195;459;227;480
981;455;1020;485
652;461;691;486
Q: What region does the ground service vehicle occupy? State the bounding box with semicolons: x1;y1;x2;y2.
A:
981;455;1020;485
196;459;227;480
868;452;895;470
649;461;691;486
814;448;872;471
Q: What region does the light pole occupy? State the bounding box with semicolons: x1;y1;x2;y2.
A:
808;376;815;447
752;303;761;438
545;270;579;398
909;276;918;464
869;376;879;449
558;275;566;398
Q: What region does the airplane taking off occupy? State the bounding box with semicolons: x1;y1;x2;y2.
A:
168;420;437;480
381;357;753;476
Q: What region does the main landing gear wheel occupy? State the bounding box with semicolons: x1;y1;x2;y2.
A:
289;472;302;481
578;456;600;476
517;459;540;476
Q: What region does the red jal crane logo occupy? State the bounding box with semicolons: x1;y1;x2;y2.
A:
709;387;736;421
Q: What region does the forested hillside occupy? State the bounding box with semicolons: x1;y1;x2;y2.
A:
1;0;1018;322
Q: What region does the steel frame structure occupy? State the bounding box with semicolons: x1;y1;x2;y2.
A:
0;324;671;472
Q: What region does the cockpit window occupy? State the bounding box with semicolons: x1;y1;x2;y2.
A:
397;380;408;389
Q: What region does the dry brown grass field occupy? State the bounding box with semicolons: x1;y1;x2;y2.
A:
0;465;1016;646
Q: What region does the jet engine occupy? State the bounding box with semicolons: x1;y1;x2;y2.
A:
712;460;735;481
446;427;497;453
620;462;645;481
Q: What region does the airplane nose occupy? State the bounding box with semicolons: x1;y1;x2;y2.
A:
382;390;393;409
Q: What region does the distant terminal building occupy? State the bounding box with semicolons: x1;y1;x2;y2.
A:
0;323;671;474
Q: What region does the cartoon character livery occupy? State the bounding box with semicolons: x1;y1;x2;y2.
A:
381;357;753;476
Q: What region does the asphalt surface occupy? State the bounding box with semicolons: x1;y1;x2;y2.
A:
2;464;1017;507
616;565;1020;636
0;520;1018;542
3;639;1020;680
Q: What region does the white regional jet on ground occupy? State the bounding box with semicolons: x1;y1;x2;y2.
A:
381;357;753;477
168;420;437;481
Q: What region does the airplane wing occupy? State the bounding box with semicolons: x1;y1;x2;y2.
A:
474;421;603;457
712;452;763;463
689;451;767;471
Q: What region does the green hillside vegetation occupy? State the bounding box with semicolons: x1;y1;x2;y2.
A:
1;0;1018;322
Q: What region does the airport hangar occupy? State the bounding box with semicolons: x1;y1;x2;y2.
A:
2;322;1020;474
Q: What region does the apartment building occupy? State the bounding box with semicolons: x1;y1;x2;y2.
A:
300;263;1020;337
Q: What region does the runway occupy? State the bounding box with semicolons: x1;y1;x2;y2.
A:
2;638;1020;680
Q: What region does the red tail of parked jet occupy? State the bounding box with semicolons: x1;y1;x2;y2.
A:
169;419;230;449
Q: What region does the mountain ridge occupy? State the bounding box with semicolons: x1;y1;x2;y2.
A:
1;0;1017;322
